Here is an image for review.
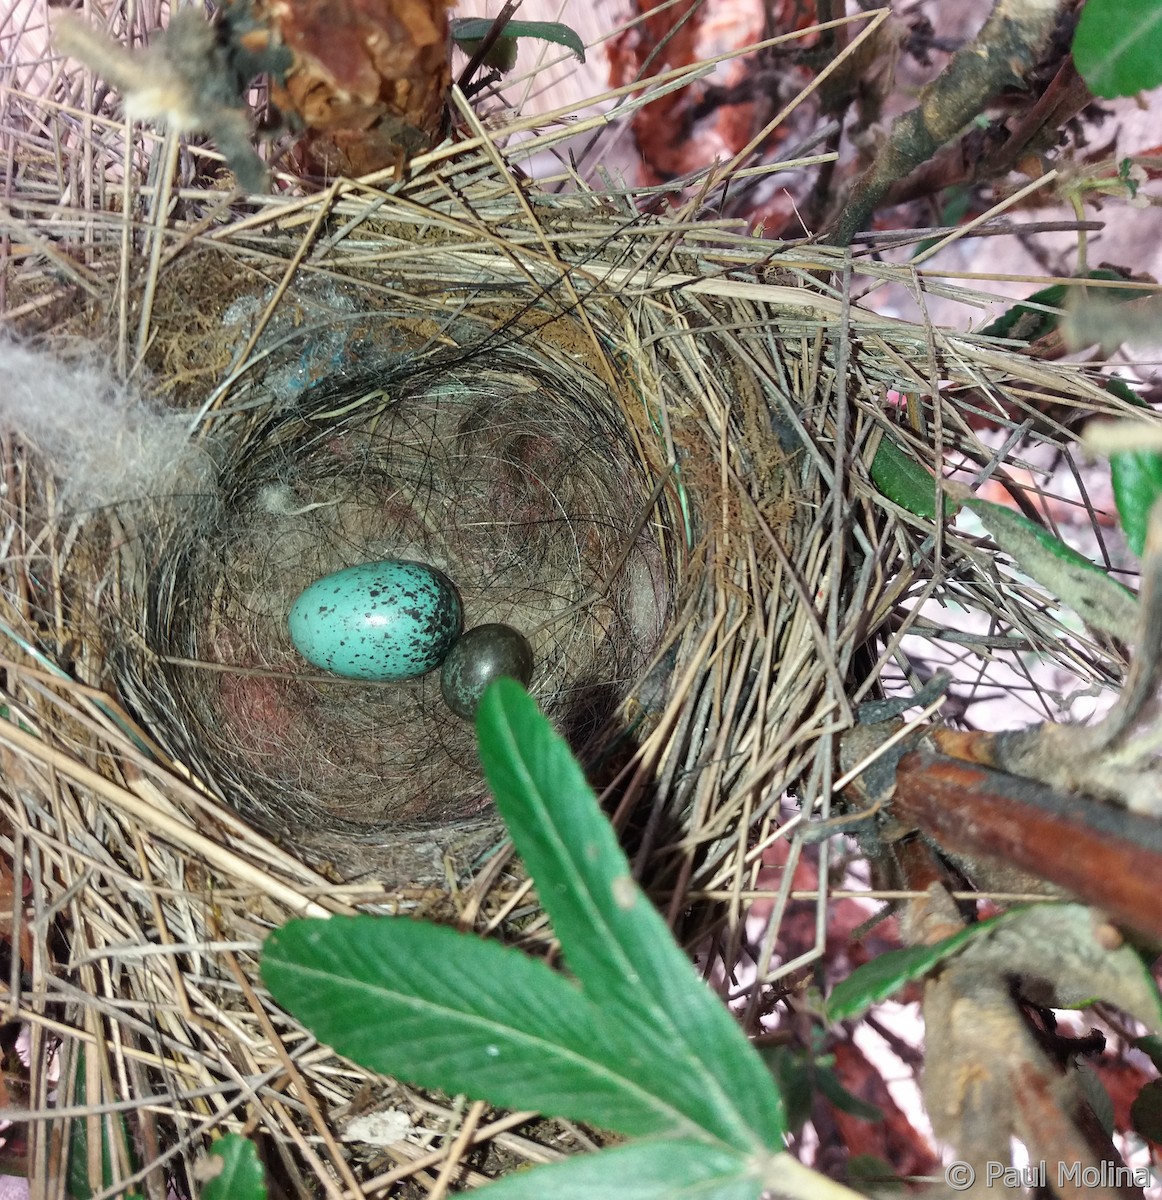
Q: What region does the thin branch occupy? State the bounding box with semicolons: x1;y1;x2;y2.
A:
829;0;1065;246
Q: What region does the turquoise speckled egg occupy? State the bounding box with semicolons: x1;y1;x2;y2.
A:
288;560;462;682
440;623;534;719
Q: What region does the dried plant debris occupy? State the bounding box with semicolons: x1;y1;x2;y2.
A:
53;5;287;190
257;0;453;176
923;905;1159;1200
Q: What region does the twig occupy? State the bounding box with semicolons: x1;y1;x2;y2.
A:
455;0;521;93
428;1100;488;1199
829;0;1064;246
891;748;1162;940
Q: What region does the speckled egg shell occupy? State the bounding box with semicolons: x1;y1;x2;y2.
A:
441;623;534;719
288;560;462;681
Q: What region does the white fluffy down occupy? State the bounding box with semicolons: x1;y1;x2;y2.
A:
0;338;213;512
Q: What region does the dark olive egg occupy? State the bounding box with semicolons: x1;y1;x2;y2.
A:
440;623;534;719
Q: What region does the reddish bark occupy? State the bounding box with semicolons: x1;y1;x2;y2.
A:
892;748;1162;943
829;1038;940;1179
607;0;779;185
257;0;452;177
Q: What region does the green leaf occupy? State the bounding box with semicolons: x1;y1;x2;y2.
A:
1135;1034;1162;1072
66;1058;141;1200
1104;376;1146;408
870;434;954;520
468;1138;762;1200
759;1047;815;1136
963;496;1138;637
1073;0;1162;98
262;915;702;1138
980;282;1069;343
1110;450;1162;556
759;1048;881;1130
816;1067;883;1123
469;36;520;72
476;679;785;1150
451;18;586;64
1130;1078;1162;1143
978;270;1129;343
263;680;789;1155
202;1135;267;1200
826;915;1007;1022
846;1155;904;1189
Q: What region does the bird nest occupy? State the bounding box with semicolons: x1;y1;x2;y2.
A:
0;49;1144;1200
115;271;679;879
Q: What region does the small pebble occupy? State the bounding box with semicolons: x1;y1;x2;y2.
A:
441;623;534;719
288;560;462;682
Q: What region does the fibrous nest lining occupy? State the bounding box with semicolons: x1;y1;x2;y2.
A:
112;283;674;877
0;81;1148;1200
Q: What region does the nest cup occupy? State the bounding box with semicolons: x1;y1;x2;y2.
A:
111;279;679;879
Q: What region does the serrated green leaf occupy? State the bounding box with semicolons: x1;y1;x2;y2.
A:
1073;0;1162;98
476;679;785;1150
262;916;702;1138
203;1135;267;1200
451;18;586;63
462;35;519;72
826;914;1008;1022
870;434;955;520
469;1138;761;1200
963;496;1138;636
1110;450;1162;556
263;680;790;1154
